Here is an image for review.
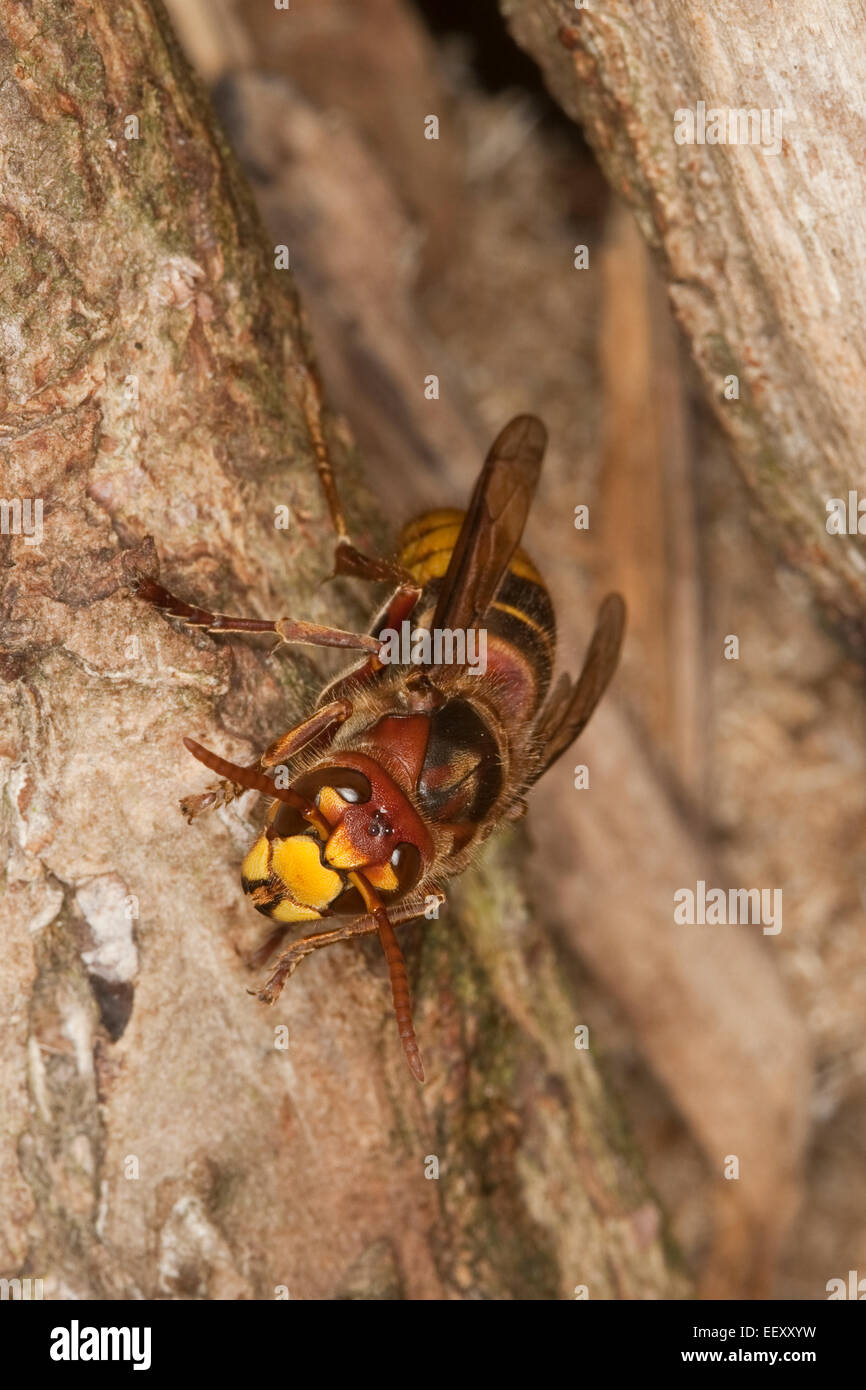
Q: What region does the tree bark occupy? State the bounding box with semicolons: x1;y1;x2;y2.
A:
0;0;685;1298
206;51;810;1301
503;0;866;652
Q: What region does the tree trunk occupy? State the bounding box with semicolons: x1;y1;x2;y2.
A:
0;0;684;1299
503;0;866;653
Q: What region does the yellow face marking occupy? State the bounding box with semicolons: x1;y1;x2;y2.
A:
317;785;350;824
324;823;367;871
270;899;322;924
271;834;343;909
241;836;271;884
364;862;399;893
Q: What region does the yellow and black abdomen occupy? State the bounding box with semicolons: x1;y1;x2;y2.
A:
398;508;556;715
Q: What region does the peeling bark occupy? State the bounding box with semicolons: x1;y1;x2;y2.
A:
0;1;685;1299
503;0;866;652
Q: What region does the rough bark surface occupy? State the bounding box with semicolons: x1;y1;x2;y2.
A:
503;0;866;651
0;1;684;1299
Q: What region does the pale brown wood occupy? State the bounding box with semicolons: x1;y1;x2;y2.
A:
506;0;866;653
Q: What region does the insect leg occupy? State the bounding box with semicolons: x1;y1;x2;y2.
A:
317;581;423;703
179;768;257;824
296;360;421;591
255;892;445;1084
253;895;440;998
332;541;419;591
259;699;352;769
296;357;351;546
133;575;380;654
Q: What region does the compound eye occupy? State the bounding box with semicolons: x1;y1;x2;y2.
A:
389;842;421;892
293;766;373;806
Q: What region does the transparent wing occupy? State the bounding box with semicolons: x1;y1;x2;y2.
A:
430;415;546;637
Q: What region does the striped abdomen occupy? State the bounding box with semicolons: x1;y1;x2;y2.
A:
398;508;556;717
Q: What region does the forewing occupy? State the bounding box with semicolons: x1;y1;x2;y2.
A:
430;415;546;635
